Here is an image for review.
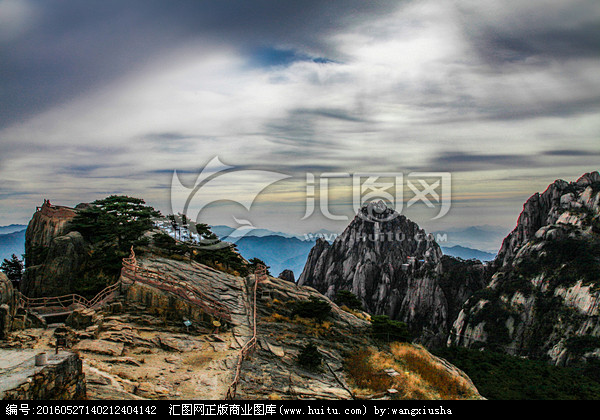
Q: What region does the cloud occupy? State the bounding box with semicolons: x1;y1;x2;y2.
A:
430;152;537;172
0;0;598;230
543;149;600;157
0;0;401;128
456;0;600;66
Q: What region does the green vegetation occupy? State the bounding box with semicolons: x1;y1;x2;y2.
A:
370;315;411;343
291;296;332;321
152;221;249;277
70;195;160;249
190;223;248;276
334;290;363;310
68;195;161;297
470;301;513;350
297;342;322;371
566;335;600;358
247;257;271;276
433;346;600;400
461;234;600;354
516;237;600;289
151;231;178;251
1;254;23;285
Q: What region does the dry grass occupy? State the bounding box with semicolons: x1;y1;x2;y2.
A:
345;349;393;394
390;343;476;400
344;344;478;400
263;312;333;338
263;313;292;323
339;305;371;321
293;316;333;337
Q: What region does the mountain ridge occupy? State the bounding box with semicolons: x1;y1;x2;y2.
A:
441;245;495;262
450;171;600;365
0;229;26;262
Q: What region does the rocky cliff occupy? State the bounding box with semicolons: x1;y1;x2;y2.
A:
449;172;600;365
21;200;88;298
494;172;600;269
0;273;18;339
298;203;488;345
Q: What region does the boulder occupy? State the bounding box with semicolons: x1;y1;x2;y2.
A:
0;272;18;339
66;307;103;330
277;270;295;283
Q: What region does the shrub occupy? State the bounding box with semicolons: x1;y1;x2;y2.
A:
153;232;177;250
370;315;411;343
297;342;322;371
248;258;271;276
291;296;331;321
566;335;600;357
334;290;363;310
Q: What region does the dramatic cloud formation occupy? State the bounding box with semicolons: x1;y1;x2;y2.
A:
0;0;598;235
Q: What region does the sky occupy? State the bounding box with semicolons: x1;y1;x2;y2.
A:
0;0;599;238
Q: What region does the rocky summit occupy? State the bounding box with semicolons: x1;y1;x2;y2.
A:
0;250;481;400
449;172;600;365
21;200;86;298
298;202;489;346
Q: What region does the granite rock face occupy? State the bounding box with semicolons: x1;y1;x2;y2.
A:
298;203;488;344
0;273;18;339
277;269;295;283
450;172;600;365
494;171;600;270
21;201;88;298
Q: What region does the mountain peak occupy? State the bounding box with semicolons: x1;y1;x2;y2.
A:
494;171;600;268
576;171;600;186
357;200;397;222
298;202;488;345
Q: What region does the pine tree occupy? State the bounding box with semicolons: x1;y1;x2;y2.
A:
1;254;23;283
248;257;271;276
70;195;161;252
68;195;162;297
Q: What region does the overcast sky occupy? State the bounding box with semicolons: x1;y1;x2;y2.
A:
1;0;599;238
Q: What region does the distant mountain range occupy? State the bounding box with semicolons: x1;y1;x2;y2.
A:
432;225;508;254
0;224;26;235
211;225;339;241
441;245;495;261
211;225;297;239
0;227;26;262
229;235;316;278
